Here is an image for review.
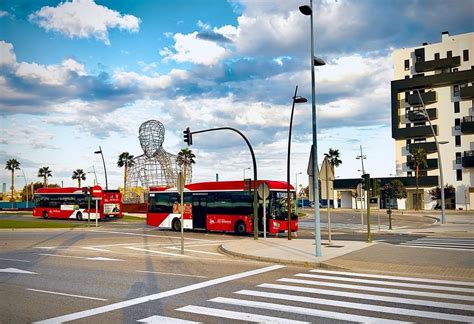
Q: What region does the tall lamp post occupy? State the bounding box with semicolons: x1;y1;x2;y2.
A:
295;171;303;214
242;167;251;179
94;146;108;190
18;169;28;208
287;86;307;240
415;89;447;224
299;1;326;256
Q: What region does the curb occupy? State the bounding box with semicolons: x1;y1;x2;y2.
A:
218;244;349;270
0;226;102;232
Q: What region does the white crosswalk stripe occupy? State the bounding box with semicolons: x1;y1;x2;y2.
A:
168;268;474;323
299;222;395;230
398;237;474;251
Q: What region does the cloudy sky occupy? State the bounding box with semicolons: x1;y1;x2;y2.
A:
0;0;472;191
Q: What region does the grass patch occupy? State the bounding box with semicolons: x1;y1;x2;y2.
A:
0;219;84;229
121;215;145;222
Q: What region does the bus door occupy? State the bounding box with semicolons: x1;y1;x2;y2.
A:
192;195;207;229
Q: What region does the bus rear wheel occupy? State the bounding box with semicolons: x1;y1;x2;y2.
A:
42;211;48;219
172;218;181;231
234;221;246;235
76;212;83;221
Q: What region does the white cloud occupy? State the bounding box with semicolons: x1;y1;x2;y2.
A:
15;58;86;85
0;11;10;18
160;32;229;65
28;0;141;45
113;68;189;90
0;41;16;66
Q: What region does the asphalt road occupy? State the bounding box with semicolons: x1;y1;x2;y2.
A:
1;217;473;323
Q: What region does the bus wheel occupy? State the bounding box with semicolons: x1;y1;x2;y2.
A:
42;211;48;219
76;212;83;221
234;221;246;235
172;218;181;231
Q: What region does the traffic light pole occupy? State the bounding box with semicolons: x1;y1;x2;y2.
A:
185;127;259;240
363;173;372;243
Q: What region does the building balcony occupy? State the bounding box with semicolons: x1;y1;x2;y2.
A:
462;151;474;168
461;116;474;134
460;84;474;100
406;108;437;122
408;142;438;154
396;125;438;139
414;56;461;73
407;156;438;171
406;91;437;106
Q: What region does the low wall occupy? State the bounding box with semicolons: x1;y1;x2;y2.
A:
123;203;147;213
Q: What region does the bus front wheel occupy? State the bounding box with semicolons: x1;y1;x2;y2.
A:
172;218;181;231
42;211;48;219
76;212;83;221
234;221;246;235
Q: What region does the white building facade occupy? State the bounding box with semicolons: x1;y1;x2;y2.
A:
392;31;474;210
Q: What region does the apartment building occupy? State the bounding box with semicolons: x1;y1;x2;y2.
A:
391;31;474;210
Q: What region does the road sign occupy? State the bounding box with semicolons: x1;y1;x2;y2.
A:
177;172;185;195
257;182;269;200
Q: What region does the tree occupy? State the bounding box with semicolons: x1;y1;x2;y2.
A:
117;152;135;193
324;148;342;168
5;159;20;203
391;179;408;200
428;185;455;209
176;148;196;183
408;147;427;210
72;169;86;188
38;166;53;187
382;179;407;229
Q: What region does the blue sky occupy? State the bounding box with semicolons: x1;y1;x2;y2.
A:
1;0;473;190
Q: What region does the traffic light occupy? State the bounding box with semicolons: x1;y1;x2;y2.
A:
361;173;370;191
183;127;193;146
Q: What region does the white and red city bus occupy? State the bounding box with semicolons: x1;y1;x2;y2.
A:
33;186;122;220
147;180;297;235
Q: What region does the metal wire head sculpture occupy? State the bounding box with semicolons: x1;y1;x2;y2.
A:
139;120;165;157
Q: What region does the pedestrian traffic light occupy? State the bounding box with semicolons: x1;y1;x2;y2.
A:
183;127;192;146
361;173;370;191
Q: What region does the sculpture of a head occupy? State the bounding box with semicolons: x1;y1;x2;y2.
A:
139;120;165;157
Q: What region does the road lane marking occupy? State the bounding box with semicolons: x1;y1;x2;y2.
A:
235;289;474;323
35;264;285;324
278;278;474;302
397;244;474;251
177;305;308;324
136;270;208;279
210;297;408;324
39;254;124;262
309;269;474;287
0;267;37;274
27;289;107;301
125;247;187;257
82;247;112;252
89;230;215;242
259;283;473;311
137;315;200;323
0;257;31;263
163;247;222;256
295;273;474;293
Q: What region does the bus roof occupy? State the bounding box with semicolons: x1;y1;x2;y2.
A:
150;180;294;193
35;187;84;195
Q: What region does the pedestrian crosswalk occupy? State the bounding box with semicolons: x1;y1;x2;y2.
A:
138;268;474;323
398;237;474;251
299;221;396;231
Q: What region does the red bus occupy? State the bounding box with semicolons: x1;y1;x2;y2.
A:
147;180;297;235
33;186;122;220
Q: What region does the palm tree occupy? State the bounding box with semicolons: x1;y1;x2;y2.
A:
117;152;135;193
409;147;427;210
5;159;20;203
324;148;342;169
177;148;196;183
72;169;86;188
38;166;53;187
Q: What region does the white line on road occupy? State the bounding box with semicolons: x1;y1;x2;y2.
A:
278;278;474;302
397;244;474;251
163;246;222;256
309;269;474;287
82;247;112;252
125;246;187;257
177;305;308;324
0;267;37;274
137;315;201;324
136;270;208;279
259;283;473;311
34;264;285;324
39;254;124;262
210;297;408;324
235;290;474;323
0;257;31;263
295;273;474;293
27;289;107;301
89;230;215;242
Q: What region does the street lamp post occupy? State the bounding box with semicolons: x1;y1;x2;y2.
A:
300;1;326;256
18;169;28;208
287;86;307;240
242;167;251;179
94;146;108;190
416;89;447;224
295;172;303;214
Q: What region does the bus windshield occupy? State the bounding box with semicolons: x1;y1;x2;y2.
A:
271;191;296;219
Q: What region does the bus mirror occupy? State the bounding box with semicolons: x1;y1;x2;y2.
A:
244;178;252;193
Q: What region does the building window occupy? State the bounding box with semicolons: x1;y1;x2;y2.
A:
454;101;460;113
453;68;458;72
447;50;452;58
404;59;409;71
456;152;462;164
406;139;412;145
407;171;412;177
456;169;462;181
455;135;461;146
455;118;461;130
434;53;440;60
463;49;469;61
453;85;460;97
419;171;427;177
